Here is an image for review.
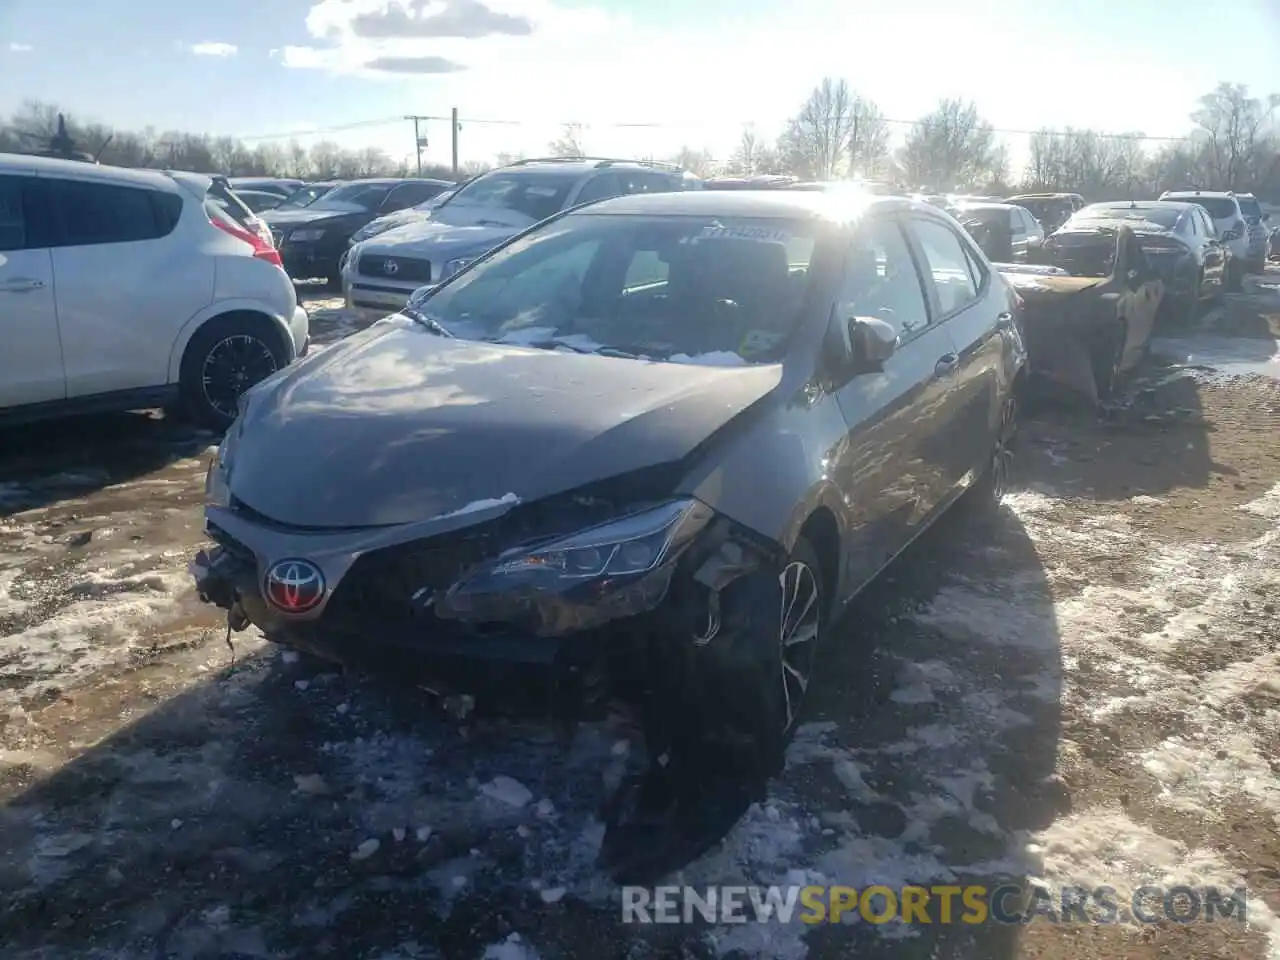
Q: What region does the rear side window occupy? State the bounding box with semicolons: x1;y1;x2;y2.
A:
0;175;25;251
51;179;182;247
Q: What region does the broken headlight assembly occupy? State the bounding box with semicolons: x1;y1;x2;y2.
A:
433;498;714;636
203;393;253;509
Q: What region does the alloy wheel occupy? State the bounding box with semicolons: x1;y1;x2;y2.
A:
201;334;279;421
778;560;821;732
991;395;1017;501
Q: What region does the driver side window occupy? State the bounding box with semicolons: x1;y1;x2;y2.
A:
838;218;931;340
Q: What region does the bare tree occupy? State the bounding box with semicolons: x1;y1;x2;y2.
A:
547;123;586;157
1190;82;1280;189
846;97;890;178
1021;128;1152;198
897;99;997;191
779;78;857;180
729;127;763;175
671;146;714;177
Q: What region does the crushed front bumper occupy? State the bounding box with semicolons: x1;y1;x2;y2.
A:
190;542;645;718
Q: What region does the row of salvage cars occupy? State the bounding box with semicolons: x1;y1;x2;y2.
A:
190;177;1212;874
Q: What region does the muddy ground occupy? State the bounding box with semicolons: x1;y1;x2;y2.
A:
0;277;1278;960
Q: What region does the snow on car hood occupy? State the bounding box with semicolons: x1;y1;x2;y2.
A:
227;324;782;528
355;221;523;261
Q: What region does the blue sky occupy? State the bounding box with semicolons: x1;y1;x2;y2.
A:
2;0;1278;170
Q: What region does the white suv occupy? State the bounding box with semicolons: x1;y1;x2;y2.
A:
1159;190;1249;290
0;155;310;430
343;157;687;319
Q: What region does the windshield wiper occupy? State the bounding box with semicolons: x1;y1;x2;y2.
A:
406;310;453;337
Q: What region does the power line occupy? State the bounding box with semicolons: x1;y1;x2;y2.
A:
237;117;404;143
233;113;1194;145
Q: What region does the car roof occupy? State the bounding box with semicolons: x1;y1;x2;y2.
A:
0;152;194;192
1070;200;1198;220
1162;189;1237;199
571;189;922;222
953;201;1021;213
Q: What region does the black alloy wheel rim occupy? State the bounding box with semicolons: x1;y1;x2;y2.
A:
201;334;278;419
778;560;821;732
991;395;1016;501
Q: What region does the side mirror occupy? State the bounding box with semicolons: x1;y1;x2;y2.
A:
1263;212;1271;223
846;315;898;371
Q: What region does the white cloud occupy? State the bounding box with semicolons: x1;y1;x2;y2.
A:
283;0;616;78
8;42;34;53
190;41;239;57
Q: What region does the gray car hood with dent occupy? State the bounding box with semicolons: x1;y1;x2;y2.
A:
228;324;783;529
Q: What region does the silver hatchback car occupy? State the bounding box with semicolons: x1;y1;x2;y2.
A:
192;190;1026;839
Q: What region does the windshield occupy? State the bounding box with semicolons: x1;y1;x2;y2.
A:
1237;197;1262;218
414;213;820;363
1075;205;1182;229
1165;195;1237;220
313;183;390;210
278;184;334;208
444;172;578;223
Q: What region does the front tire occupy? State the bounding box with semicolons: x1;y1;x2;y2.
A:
688;536;825;778
179;315;286;430
1226;258;1244;292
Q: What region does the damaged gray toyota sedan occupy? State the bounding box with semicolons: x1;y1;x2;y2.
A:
192;190;1025;867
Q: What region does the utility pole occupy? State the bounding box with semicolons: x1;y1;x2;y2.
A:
404;115;430;175
451;107;460;178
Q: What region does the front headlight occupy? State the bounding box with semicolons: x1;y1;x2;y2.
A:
434;498;714;635
443;256;475;279
204;431;235;508
353;222;389;243
290;228;325;242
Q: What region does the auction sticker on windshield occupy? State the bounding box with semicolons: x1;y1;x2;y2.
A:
694;223;792;242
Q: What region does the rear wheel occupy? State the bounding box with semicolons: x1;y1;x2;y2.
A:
967;391;1017;508
179;315;285;430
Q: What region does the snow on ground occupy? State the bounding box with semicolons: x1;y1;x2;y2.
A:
0;287;1278;959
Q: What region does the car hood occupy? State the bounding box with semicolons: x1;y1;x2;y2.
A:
1001;273;1105;301
357;222;521;260
228;323;783;528
262;206;364;227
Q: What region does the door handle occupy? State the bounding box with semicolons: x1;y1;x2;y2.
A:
0;278;45;293
934;354;959;377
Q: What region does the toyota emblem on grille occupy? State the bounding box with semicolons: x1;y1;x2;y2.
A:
383;259;399;275
264;559;326;613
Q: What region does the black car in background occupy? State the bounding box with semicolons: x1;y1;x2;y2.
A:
228;177;305;199
274;180;343;210
1007;192;1085;234
261;178;455;285
1043;200;1226;321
